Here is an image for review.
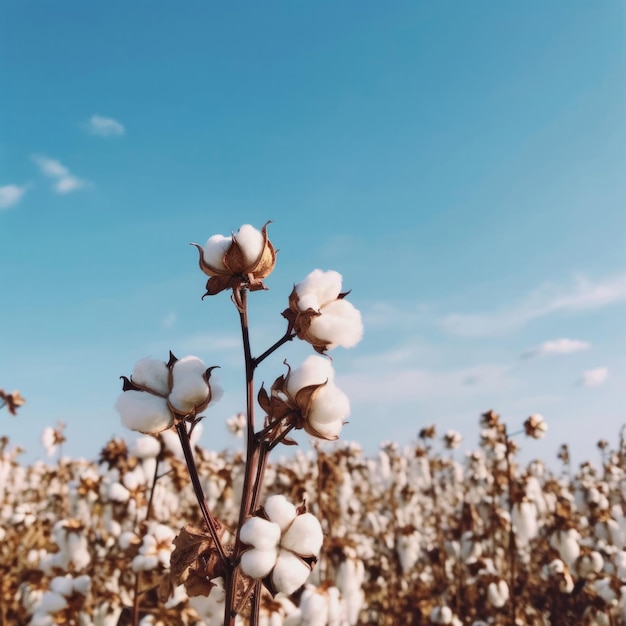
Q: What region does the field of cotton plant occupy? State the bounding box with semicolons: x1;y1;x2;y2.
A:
2;413;626;625
2;223;626;626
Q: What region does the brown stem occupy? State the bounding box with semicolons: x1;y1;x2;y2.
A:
175;421;228;566
253;328;296;367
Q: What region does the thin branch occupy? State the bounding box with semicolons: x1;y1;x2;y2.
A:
252;329;296;368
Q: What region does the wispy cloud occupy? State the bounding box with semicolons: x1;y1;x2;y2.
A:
85;114;125;137
32;155;89;194
441;274;626;337
522;338;591;359
0;184;27;210
162;312;177;329
578;367;608;388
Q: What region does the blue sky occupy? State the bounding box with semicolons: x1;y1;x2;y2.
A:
1;1;625;468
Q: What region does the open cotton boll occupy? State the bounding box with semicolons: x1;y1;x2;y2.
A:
307;299;363;349
281;513;323;556
50;576;74;597
169;356;210;414
272;549;312;595
299;587;328;626
116;391;173;434
295;270;342;306
265;495;297;531
296;294;321;311
309;418;343;440
308;384;350;425
133;435;161;459
241;548;278;579
286;355;334;396
203;234;231;271
234;224;264;266
240;516;281;551
39;591;68;613
131;358;170;395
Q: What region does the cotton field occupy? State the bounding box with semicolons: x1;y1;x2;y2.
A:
2;413;626;625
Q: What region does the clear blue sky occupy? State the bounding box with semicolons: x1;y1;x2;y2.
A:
1;1;625;467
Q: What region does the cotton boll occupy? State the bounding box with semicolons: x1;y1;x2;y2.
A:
281;513;323;556
72;575;91;595
295;270;343;308
131;358;170;395
430;605;453;624
203;234;231;271
50;576;74;597
133;435;161;459
272;550;311;595
308;384;350;426
29;615;55;626
241;548;278;579
487;580;509;608
308;418;343;440
240;517;281;550
307;299;363;349
264;495;297;531
169;356;210;414
234;225;264;266
299;586;328;626
39;591;68;613
286;355;334;396
116;391;173;434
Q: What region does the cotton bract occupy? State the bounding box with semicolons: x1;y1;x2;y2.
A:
239;495;323;596
115;354;220;434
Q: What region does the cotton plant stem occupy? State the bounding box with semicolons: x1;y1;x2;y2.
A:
253;328;295;367
504;433;518;626
175;421;228;566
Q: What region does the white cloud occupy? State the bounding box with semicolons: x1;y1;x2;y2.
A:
522;338;591;359
578;367;608;388
441;274;626;337
0;184;26;210
32;155;89;194
86;114;125;137
162;312;177;329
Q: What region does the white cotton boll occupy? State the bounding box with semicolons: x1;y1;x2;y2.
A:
240;517;281;550
132;553;159;572
240;548;278;579
72;575;91;595
299;587;328;626
296;270;343;307
297;293;320;311
286;355;334;396
309;418;343;440
594;578;618;604
234;224;264;265
67;534;90;569
39;591;68;613
123;466;146;491
169;356;210;414
281;513;323;556
487;580;509;608
119;531;140;550
29;615;54;626
203;234;231;271
550;529;580;568
131;358;170;395
430;605;453;624
512;501;538;547
307;299;363;349
41;427;57;457
164;584;188;609
116;391;173;434
272;549;311;595
615;551;626;579
133;435;161;459
308;383;350;425
264;495;297;531
108;482;131;503
50;575;74;597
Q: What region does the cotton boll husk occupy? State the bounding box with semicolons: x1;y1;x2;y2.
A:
169;356;210;414
296;270;342;307
308;383;350;425
234;224;264;266
307;299;363;349
264;495;297;531
272;549;311;595
116;391;173;434
240;548;278;579
240;517;281;550
131;358;170;395
203;234;231;271
286;355;334;396
39;591;68;613
281;513;323;556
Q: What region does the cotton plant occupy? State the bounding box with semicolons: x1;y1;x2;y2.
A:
114;222;363;625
